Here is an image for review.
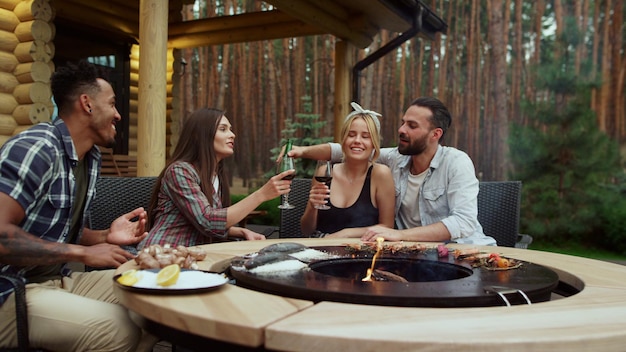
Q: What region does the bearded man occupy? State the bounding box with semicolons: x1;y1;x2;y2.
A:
289;97;496;246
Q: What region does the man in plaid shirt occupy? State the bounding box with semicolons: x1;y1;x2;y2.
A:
0;61;154;351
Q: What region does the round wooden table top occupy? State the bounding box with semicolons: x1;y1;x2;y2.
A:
114;238;626;351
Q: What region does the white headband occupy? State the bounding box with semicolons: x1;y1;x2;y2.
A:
346;102;381;133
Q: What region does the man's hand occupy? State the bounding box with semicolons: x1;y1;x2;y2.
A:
286;145;305;159
277;144;332;163
107;207;148;245
361;225;403;242
81;243;136;268
276;145;305;163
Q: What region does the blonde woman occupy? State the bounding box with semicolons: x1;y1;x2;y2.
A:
301;102;395;238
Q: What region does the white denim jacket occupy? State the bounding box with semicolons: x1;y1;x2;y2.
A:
330;143;496;245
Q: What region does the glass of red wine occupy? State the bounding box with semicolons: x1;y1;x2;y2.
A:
313;160;332;210
277;156;296;209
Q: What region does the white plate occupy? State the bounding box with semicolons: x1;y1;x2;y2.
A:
114;269;228;294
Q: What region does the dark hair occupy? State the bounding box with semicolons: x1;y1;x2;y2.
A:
409;97;452;142
147;108;230;229
51;61;107;116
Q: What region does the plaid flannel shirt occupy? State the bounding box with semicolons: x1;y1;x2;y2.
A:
0;119;101;306
138;161;228;249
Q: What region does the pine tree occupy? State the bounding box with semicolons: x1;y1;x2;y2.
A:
268;96;333;179
509;61;623;247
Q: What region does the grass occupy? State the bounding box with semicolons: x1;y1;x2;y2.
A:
529;241;626;261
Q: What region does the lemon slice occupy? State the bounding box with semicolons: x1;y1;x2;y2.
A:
117;269;141;286
156;264;181;287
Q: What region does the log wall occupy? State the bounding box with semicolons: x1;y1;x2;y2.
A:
128;44;175;159
0;0;180;165
0;0;54;147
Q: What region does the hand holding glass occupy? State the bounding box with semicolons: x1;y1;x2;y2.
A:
313;160;332;210
277;156;296;209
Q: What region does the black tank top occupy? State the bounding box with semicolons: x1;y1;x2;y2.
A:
316;165;379;234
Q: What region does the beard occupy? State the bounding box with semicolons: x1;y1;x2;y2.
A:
398;133;428;155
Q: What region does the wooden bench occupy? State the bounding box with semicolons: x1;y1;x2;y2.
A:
100;147;137;177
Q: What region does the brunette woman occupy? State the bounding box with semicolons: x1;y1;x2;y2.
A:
139;108;294;248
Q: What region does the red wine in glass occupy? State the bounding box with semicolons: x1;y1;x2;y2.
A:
314;176;332;184
314;160;332;210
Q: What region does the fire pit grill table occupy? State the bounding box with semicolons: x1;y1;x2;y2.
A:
229;246;560;307
113;239;626;351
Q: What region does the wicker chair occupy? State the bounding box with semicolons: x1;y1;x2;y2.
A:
89;176;157;231
477;181;531;248
279;178;311;238
280;178;531;248
88;176;157;258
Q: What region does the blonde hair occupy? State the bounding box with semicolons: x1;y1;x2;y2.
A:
340;113;382;162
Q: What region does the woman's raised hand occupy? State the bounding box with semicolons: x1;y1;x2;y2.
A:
308;181;330;209
262;169;295;199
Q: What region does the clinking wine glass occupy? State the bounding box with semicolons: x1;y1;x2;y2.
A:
277;156;296;209
314;160;332;210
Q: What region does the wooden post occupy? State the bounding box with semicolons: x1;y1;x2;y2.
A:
333;40;354;142
137;0;168;176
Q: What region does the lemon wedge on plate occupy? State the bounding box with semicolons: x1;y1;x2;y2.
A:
156;264;181;287
117;269;141;286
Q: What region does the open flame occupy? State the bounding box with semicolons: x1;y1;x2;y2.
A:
362;237;385;281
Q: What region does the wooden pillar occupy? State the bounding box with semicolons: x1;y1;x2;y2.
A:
333;40;355;142
137;0;168;176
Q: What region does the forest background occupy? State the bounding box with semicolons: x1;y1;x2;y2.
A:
177;1;625;254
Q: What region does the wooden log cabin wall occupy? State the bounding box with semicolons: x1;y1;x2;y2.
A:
0;0;54;147
0;0;182;177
